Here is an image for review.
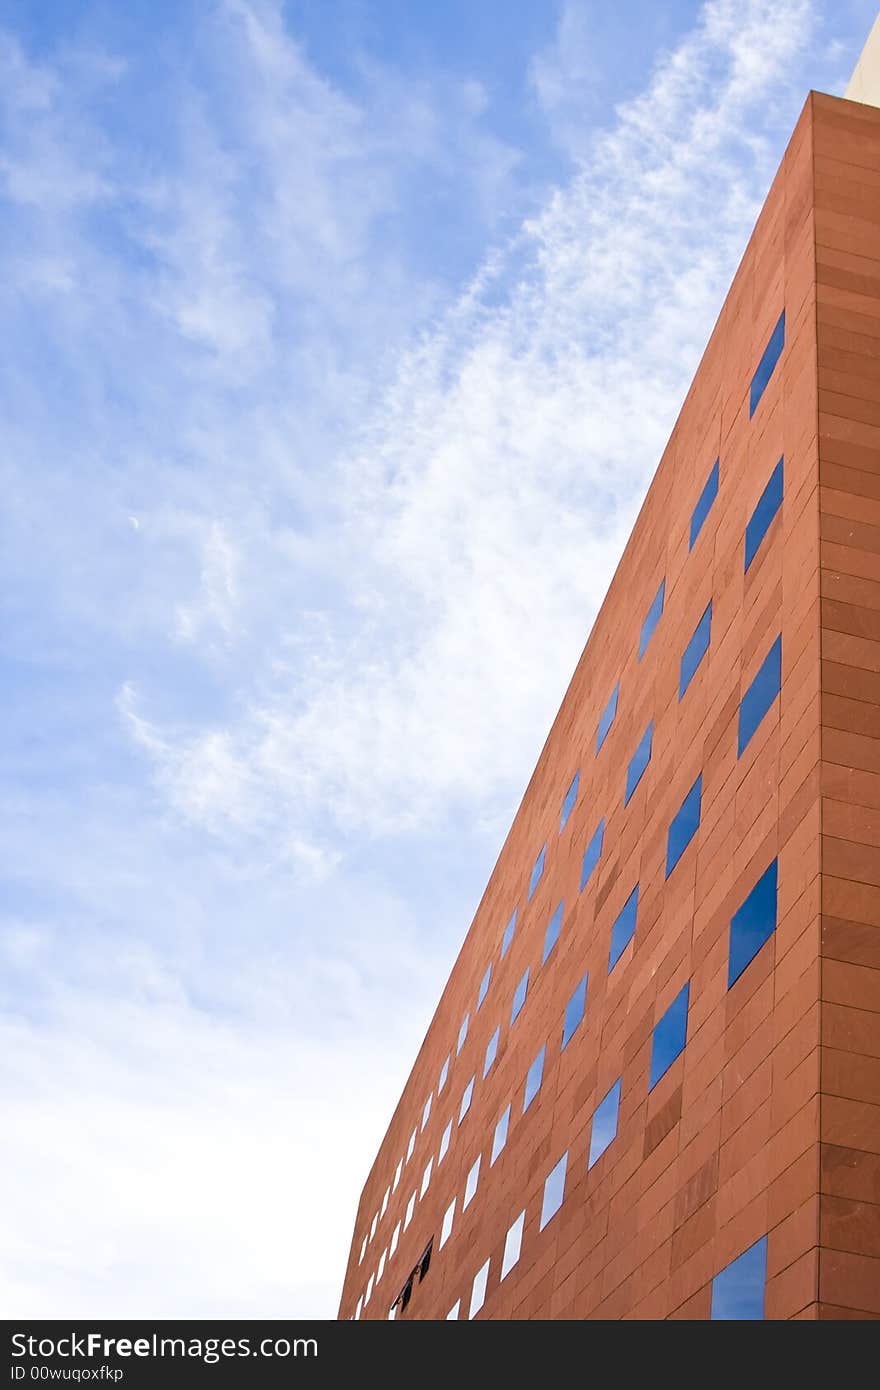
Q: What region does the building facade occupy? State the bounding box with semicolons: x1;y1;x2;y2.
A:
338;90;880;1321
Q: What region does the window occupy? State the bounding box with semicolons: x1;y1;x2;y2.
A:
365;1274;374;1305
438;1054;450;1093
378;1248;387;1283
666;775;702;878
540;1152;567;1230
738;636;781;756
456;1012;470;1055
359;1235;367;1264
355;1296;363;1320
370;1212;378;1240
381;1187;389;1217
580;819;605;891
501;1211;525;1280
744;457;783;571
729;859;778;988
477;963;492;1009
387;1304;395;1321
468;1259;490;1319
440;1197;455;1249
393;1158;402;1192
596;683;619;753
690;458;720;550
438;1118;452;1164
463;1155;481;1210
562;974;588;1049
421;1094;432;1131
447;1299;461;1320
588;1078;622;1168
711;1236;768;1319
390;1221;400;1258
680;602;712;699
404;1192;416;1230
483;1025;500;1079
420;1158;432;1198
608;885;638;972
542;900;564;964
406;1129;416;1163
458;1075;475;1123
625;722;653;805
650;983;690;1089
491;1104;511;1165
523;1045;546;1112
749;311;785;418
528;845;546;900
501;908;517;958
560;771;580;832
510;967;529;1025
639;579;665;660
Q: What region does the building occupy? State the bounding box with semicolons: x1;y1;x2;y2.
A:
338;76;880;1321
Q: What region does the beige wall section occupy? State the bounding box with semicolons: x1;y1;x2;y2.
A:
846;12;880;107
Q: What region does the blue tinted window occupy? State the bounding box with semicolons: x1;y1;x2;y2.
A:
477;963;491;1009
665;775;702;878
639;579;665;660
511;968;529;1025
458;1075;475;1122
490;1103;511;1165
560;771;579;832
580;819;605;891
483;1025;500;1079
596;684;619;753
744;458;783;571
711;1236;768;1319
680;603;712;699
562;974;588;1050
501;909;517;959
528;845;546;900
523;1045;546;1112
649;983;690;1089
542;901;564;965
608;885;638;972
749;311;785;418
588;1078;622;1168
729;859;778;988
456;1012;469;1055
625;723;653;805
438;1054;450;1092
689;459;720;550
540;1152;567;1230
737;636;781;756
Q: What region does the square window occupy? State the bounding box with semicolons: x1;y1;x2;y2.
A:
588;1078;621;1168
421;1094;432;1131
560;771;580;832
625;722;653;805
491;1104;510;1165
540;1152;567;1230
501;908;517;958
483;1025;500;1079
542;900;564;964
738;635;781;756
749;311;785;418
562;974;588;1049
744;458;784;571
406;1129;416;1163
596;683;619;753
608;885;638;972
421;1158;432;1198
649;983;690;1089
390;1221;400;1258
440;1197;455;1249
729;859;778;987
690;458;719;550
456;1012;470;1055
665;775;702;878
438;1054;450;1093
580;819;605;891
510;967;529;1025
458;1076;475;1123
711;1236;768;1319
438;1118;452;1164
528;845;546;900
679;602;712;699
468;1258;490;1319
523;1044;546;1112
404;1192;416;1230
501;1210;525;1280
639;579;665;660
392;1159;402;1193
463;1154;481;1210
477;963;492;1009
446;1299;461;1320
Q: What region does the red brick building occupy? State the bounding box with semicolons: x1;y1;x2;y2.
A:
339;89;880;1321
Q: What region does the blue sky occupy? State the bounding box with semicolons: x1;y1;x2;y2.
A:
0;0;875;1318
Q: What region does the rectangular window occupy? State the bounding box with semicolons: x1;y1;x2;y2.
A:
491;1104;511;1165
501;1210;525;1280
562;974;588;1050
421;1158;432;1198
528;845;546;900
580;819;605;891
744;457;783;571
440;1197;455;1249
406;1129;416;1163
456;1012;470;1055
738;635;781;756
390;1221;400;1258
542;900;564;964
468;1259;490;1319
392;1159;402;1193
501;908;517;958
477;963;491;1009
680;602;712;699
560;771;580;832
596;683;619;753
458;1076;475;1123
711;1236;768;1319
588;1078;622;1168
729;859;778;988
483;1025;500;1079
649;983;690;1089
438;1054;450;1093
625;722;653;805
540;1152;567;1230
690;458;719;550
438;1119;452;1164
749;311;785;418
608;885;639;972
510;967;529;1025
463;1154;481;1210
523;1044;546;1112
446;1299;460;1320
639;579;665;660
665;775;702;878
404;1192;416;1230
421;1094;432;1131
